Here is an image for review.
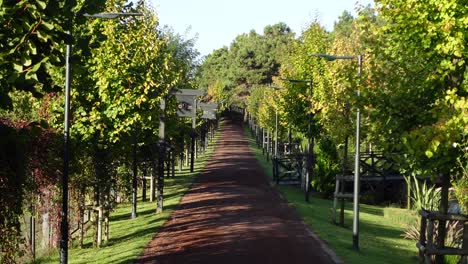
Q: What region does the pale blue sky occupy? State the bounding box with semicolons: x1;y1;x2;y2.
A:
148;0;374;57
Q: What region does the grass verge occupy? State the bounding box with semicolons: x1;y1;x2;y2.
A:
245;127;419;264
36;122;223;264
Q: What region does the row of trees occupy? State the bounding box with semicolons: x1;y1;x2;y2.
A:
1;0;202;261
198;2;467;206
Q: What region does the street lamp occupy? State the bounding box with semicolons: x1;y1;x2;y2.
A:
61;12;143;264
310;53;362;251
283;79;313;203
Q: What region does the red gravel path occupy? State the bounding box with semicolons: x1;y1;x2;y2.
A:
137;116;339;264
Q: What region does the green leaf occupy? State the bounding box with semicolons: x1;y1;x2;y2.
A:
430;139;440;152
13;62;23;72
36;0;46;10
36;30;48;42
30;62;41;72
21;54;32;67
41;21;54;30
425;150;433;158
26;72;38;81
28;41;37;55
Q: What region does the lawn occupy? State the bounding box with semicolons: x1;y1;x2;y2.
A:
36;122;223;264
245;127;420;264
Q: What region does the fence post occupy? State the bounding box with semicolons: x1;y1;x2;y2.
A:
426;219;434;264
97;207;103;248
418;214;427;264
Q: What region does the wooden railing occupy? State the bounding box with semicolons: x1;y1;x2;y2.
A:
417;209;468;263
272;155;305;185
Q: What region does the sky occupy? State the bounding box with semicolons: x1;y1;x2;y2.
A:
148;0;374;57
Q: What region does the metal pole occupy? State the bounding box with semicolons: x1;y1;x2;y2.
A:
60;40;71;264
305;80;312;203
275;108;278;157
190;99;197;172
157;98;166;213
30;214;35;261
352;55;362;251
58;14;142;262
131;126;137;219
267;129;270;161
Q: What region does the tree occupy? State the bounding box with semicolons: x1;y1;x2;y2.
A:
361;2;467;260
198;23;294;109
0;0;105;109
363;0;467;179
279;20;329;135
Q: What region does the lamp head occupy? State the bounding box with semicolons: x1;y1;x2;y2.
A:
287;79;311;83
83;12;143;19
310;53;359;61
310;53;336;61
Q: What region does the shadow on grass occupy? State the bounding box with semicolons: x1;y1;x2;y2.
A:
33;121;225;264
360;205;384;216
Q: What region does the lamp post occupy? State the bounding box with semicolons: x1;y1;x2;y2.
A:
310;53;362;251
61;12;143;264
275;107;278;156
284;79;313;202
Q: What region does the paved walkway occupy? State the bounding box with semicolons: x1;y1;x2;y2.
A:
137;116;338;264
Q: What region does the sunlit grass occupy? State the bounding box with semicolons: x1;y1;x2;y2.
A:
36;122;223;264
245;126;419;264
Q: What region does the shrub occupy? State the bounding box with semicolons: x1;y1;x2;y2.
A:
402;220;463;263
451;136;467;214
312;137;340;196
451;176;467;214
405;175;441;211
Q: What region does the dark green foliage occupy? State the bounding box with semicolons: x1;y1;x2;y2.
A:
0;119;26;262
332;11;354;38
313;137;340;196
198;23;294;107
0;0;106;109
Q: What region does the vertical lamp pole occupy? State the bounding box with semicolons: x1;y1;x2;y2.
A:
284;79;313;202
61;34;71;264
157;97;166;213
190;99;197;172
306;80;312;203
310;53;362;251
60;12;142;264
275;107;278;157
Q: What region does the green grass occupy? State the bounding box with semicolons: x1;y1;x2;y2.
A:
245;127;419;264
36;122;223;264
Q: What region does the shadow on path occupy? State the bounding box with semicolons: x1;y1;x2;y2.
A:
137;115;337;264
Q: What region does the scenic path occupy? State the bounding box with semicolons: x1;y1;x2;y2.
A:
137;116;338;264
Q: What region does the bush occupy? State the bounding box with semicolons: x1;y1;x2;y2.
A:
451;176;467;214
452;137;467;214
312;137;340;196
405;175;441;211
402;220;464;263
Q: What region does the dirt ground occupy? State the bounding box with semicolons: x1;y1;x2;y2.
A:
137;116;339;264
